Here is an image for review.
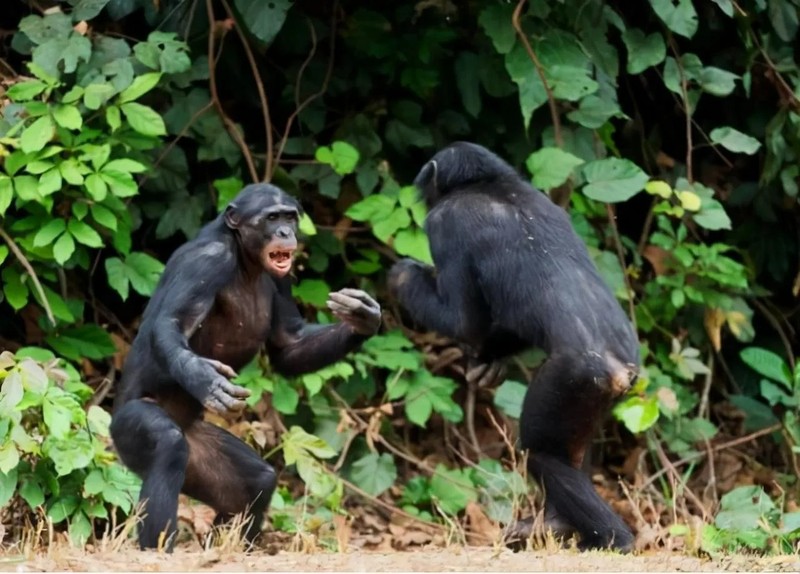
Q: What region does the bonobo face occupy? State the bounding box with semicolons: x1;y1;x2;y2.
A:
225;184;301;278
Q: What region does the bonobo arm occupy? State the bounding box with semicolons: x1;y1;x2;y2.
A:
387;203;488;346
267;280;381;377
148;241;250;413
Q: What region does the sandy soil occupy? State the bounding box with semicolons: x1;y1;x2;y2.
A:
3;548;799;573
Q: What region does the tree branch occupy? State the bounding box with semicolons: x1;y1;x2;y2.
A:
0;226;55;327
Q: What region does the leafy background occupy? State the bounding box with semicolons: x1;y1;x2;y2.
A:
0;0;799;555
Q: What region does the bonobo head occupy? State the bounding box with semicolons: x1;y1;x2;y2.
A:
413;141;519;206
224;183;302;278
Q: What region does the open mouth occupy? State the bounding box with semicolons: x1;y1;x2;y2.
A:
266;249;294;273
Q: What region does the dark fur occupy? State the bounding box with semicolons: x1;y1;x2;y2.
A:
111;183;380;551
388;142;640;552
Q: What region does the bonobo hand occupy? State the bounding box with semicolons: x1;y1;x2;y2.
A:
387;258;431;298
327;288;381;336
201;358;251;413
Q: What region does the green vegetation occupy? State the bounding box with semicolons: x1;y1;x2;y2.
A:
0;0;799;554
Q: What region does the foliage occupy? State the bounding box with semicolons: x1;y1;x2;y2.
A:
0;348;139;546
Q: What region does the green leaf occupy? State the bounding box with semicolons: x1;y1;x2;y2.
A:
567;94;623;129
710;127;761;155
292;279;329;308
33;219;66;247
43;390;80;439
59;159;86;185
613;395;660;433
233;0;292;45
84;173;108;201
53;233;75;265
72;0;112;21
7;80;48;101
729;395;779;431
47;495;80;524
393;228;432;264
100;170;138;198
52;104;83;130
105;257;129;300
2;268;30;311
494;380;527;419
430;465;477;515
345;194;396;222
118;72;162;103
38;167;62;196
0;177;12;215
622;28;667;74
699;66;738;96
282;425;337;465
21;115;55;153
90;204;118;231
0;467;17;507
505;44;547;130
649;0;698;39
740;347;792;388
125;252;165;296
45;324;116;361
315;141;360;176
83;83;115;110
526;147;585;190
20;479;44;509
120;102;166;136
693;200;732;231
67;219;103;248
582;158;649;203
106;105;121;131
272;378;299;414
349;452;397;497
478;3;516;54
769;0;799;42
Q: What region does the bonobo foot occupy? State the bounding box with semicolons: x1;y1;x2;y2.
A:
503;512;577;552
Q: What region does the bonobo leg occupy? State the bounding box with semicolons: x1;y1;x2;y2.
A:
181;422;277;545
515;353;634;552
110;400;189;551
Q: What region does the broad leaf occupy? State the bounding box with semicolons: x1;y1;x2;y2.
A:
740;347;792;388
526;147;584;190
622;28;666;74
20;116;54;153
349;452;397;497
233;0;292;45
582;158;649;203
710;127;761;155
118;72;162;103
120;102;166;136
649;0;698;39
45;324;116;360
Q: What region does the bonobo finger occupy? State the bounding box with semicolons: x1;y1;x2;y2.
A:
220;379;251;398
328;293;366;314
204;358;238;378
204;395;228;414
337;288;380;309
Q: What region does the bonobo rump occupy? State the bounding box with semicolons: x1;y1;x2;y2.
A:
110;183;381;551
388;142;640;552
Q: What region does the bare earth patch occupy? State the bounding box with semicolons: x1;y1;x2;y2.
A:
3;548;800;572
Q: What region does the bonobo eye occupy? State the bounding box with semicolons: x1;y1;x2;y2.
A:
267;213;279;221
287;212;298;221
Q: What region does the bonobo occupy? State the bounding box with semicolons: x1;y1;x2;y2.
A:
111;183;381;551
387;142;640;552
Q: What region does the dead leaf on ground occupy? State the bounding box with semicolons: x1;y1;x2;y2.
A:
464;501;499;546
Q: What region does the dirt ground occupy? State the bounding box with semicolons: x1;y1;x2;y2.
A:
3;548;800;573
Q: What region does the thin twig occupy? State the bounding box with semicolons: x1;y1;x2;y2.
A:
667;38;694;183
639;423;782;491
511;0;561;148
205;0;258;182
219;0;273;181
0;226;56;327
605;204;637;330
274;3;339;169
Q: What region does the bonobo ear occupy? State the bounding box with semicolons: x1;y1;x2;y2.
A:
224;204;241;229
413;160;438;189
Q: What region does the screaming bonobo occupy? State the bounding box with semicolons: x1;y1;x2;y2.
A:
111;183;381;550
